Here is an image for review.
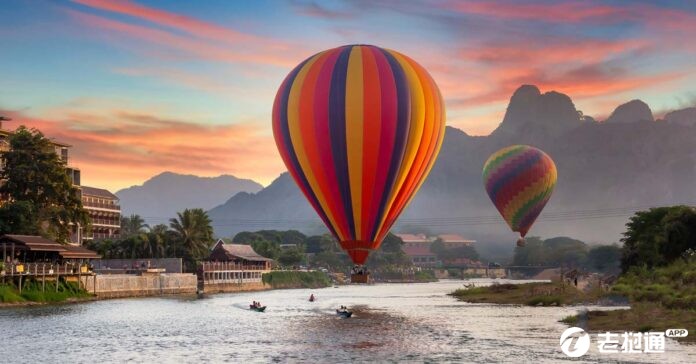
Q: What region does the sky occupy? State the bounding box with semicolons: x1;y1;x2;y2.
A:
1;0;695;191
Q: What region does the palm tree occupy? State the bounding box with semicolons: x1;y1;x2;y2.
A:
146;224;169;258
169;209;214;270
120;214;149;237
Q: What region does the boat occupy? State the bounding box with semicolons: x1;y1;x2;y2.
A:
250;305;266;312
336;309;353;318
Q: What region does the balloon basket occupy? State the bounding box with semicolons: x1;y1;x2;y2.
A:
516;238;526;247
350;273;371;284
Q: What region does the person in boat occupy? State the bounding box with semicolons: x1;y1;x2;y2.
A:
309;294;315;301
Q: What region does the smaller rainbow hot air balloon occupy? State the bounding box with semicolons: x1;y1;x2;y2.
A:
482;145;557;246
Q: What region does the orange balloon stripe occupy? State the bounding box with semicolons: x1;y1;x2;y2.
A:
360;47;382;240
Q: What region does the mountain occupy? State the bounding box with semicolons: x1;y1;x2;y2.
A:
208;86;696;252
604;100;654;124
116;172;263;225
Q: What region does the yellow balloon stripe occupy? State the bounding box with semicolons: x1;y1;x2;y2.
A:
372;50;426;237
287;52;346;241
345;47;365;239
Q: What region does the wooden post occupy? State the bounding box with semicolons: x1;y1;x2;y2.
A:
42;264;45;293
18;274;22;294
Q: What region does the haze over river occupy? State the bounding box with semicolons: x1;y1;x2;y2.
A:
1;280;694;363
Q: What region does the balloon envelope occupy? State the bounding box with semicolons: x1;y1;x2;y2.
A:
482;145;557;238
273;45;446;264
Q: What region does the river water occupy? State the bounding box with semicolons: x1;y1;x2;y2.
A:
1;279;694;363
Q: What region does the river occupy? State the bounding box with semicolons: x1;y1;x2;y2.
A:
1;279;693;363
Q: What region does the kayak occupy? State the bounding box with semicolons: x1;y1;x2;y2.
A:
250;305;266;312
336;309;352;318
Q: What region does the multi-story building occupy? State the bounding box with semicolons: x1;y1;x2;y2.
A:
81;186;121;242
1;119;119;244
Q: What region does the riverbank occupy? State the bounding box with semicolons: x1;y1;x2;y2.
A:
450;281;607;306
561;303;696;343
261;271;332;289
0;281;93;306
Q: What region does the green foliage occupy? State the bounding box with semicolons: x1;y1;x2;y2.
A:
414;269;437;282
612;257;696;309
511;236;620;273
526;295;562;306
0;280;90;303
261;271;331;289
85;209;215;272
0;126;89;242
169;208;214;271
366;233;412;267
277;247;305;267
120;215;149;237
621;206;696;272
430;238;479;263
587;244;621;273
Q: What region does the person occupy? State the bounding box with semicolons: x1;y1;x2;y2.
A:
309;294;315;302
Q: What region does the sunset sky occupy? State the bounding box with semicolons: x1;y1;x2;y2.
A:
1;0;695;191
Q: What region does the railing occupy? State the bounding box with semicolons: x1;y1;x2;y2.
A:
200;261;269;272
89;218;120;227
1;262;93;276
83;201;120;210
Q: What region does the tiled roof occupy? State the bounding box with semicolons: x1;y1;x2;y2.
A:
395;233;430;243
218;242;273;262
81;186;118;200
438;234;475;243
403;245;435;257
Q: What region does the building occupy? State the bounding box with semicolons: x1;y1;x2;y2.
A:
81;186;121;242
395;233;433;249
437;234;476;249
1;120;119;245
402;244;439;267
0;234;100;263
199;240;273;292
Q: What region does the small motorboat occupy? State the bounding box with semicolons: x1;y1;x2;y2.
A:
250;304;266;312
336;309;353;318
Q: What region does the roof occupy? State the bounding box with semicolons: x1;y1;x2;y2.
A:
395;233;431;243
81;186;118;200
438;234;476;243
402;245;435;257
0;235;69;252
60;245;101;259
0;235;100;258
213;241;273;262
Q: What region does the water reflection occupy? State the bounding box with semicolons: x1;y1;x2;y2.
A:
1;280;694;363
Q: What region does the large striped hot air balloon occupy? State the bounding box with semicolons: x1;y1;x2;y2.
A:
272;44;445;265
482;145;557;246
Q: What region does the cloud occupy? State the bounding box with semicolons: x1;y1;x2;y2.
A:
0;108;284;191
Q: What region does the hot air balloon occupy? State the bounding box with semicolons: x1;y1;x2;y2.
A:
272;45;445;269
482;145;557;247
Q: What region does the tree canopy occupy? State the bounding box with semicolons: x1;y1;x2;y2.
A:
0;126;88;242
621;206;696;272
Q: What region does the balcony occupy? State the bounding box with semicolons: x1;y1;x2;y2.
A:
83;201;120;211
90;218;120;227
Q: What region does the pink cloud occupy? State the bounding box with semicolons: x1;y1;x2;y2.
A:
0;108;284;191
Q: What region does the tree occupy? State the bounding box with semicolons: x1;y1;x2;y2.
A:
586;244;621;273
431;238;480;263
120;214;149;237
169;208;214;270
0;126;88;242
278;247;304;267
0;201;39;235
621;206;696;272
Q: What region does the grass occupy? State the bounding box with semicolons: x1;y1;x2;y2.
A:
414;270;437;282
262;270;332;289
450;281;608;306
561;303;696;342
0;279;92;304
558;258;696;343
